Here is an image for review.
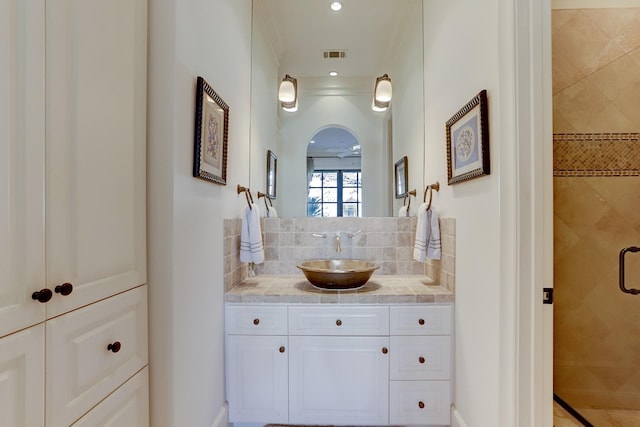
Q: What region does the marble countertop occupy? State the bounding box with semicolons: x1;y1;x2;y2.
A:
225;275;454;304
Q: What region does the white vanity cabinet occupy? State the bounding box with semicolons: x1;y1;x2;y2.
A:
389;305;453;425
225;302;453;426
225;305;289;423
288;306;390;425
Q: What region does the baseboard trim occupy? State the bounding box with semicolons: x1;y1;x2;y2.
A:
211;402;228;427
451;404;468;427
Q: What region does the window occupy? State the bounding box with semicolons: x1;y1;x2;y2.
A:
307;170;361;217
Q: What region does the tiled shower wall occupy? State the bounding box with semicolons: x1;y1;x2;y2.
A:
553;7;640;411
223;217;455;293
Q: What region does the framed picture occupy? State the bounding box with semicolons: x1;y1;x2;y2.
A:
394;156;408;198
266;150;277;199
446;89;490;185
193;76;229;185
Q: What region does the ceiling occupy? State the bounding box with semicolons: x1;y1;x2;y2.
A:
254;0;419;158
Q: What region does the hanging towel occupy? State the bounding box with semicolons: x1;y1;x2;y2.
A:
398;205;408;217
266;206;278;218
426;208;441;260
413;204;442;261
240;204;265;264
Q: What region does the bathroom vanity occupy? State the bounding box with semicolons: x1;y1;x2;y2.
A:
225;275;454;426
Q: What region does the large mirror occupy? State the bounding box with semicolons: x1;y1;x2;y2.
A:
249;0;425;217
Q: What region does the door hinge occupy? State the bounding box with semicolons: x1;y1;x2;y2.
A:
543;288;553;304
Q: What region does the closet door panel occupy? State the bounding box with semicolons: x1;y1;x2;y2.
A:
0;325;45;427
0;0;46;337
45;0;147;318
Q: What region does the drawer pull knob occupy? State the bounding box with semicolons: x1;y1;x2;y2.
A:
279;346;285;353
32;288;52;303
382;347;388;354
54;282;73;296
418;401;425;409
107;341;121;353
336;319;342;326
253;318;260;325
418;318;425;325
419;356;426;364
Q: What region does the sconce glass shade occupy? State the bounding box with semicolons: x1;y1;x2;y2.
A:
371;98;388;112
278;74;297;103
282;99;298;112
374;74;392;103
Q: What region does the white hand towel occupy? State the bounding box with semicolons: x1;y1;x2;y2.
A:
266;206;278;218
413;203;428;262
413;204;442;262
398;205;408;217
240;204;265;264
426;208;441;260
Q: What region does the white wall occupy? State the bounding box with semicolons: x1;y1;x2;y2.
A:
422;0;504;424
278;93;387;217
147;0;252;426
249;3;280;207
390;1;425;216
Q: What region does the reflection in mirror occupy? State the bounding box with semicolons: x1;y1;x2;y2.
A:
307;127;362;217
394;156;408;199
249;0;425;217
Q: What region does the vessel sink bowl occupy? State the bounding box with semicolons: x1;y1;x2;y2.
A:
297;259;379;290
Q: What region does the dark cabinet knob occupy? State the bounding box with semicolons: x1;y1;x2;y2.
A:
418;318;425;325
419;356;426;364
279;346;285;353
32;288;52;303
107;341;121;353
336;319;342;326
253;318;260;325
418;401;425;409
55;282;73;296
382;347;388;354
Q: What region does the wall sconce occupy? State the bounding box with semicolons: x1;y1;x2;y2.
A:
278;74;298;112
372;74;392;111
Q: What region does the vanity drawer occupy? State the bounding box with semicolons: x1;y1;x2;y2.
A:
390;304;452;335
389;380;450;425
288;305;389;336
226;304;288;335
390;336;451;380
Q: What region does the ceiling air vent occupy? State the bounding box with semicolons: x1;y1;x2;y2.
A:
323;50;346;59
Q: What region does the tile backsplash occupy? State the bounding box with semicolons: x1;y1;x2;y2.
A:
224;216;455;292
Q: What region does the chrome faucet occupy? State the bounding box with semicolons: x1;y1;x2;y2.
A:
335;234;342;252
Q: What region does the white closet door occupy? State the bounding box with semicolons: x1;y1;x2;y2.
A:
0;325;45;427
45;0;147;318
0;0;46;338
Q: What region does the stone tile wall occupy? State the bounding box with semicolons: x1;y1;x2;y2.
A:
223;216;456;292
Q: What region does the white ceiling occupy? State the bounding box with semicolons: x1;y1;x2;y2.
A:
254;0;419;158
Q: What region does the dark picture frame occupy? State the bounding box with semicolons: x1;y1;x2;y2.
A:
266;150;277;199
193;76;229;185
446;89;490;185
394;156;408;199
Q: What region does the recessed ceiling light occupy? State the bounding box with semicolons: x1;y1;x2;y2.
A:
330;2;342;12
329;71;338;77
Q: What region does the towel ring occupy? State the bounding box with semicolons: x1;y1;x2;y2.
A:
403;189;417;215
237;184;254;209
423;181;440;210
257;191;273;210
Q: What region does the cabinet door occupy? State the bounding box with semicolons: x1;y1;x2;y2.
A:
46;286;148;427
289;336;389;425
0;0;46;338
71;367;149;427
226;335;289;423
44;0;147;318
0;325;45;427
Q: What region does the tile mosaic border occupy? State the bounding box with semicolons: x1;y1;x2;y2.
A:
553;133;640;177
